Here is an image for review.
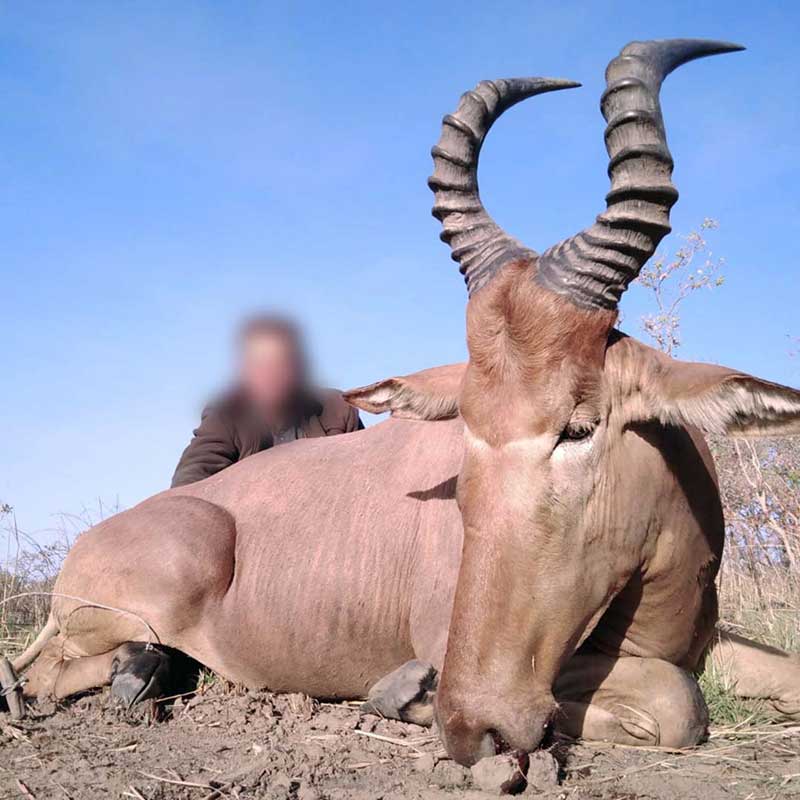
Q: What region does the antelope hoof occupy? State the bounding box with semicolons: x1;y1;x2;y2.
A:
361;659;438;726
0;656;25;720
111;644;175;708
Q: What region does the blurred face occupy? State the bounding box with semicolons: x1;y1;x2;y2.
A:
239;332;301;416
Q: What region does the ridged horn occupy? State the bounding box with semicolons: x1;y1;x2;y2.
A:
429;78;580;295
536;38;745;310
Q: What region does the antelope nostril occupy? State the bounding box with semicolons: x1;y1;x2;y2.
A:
540;719;555;748
489;728;511;755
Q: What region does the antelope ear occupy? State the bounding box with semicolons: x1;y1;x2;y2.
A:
650;359;800;437
344;363;465;420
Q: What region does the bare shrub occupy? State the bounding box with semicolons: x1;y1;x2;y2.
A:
635;224;799;653
636;218;725;356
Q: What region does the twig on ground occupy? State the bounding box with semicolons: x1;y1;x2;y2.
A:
137;771;217;791
583;758;677;785
351;728;428;754
347;758;394;769
15;780;36;799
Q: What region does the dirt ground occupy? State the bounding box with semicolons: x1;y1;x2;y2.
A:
1;683;799;800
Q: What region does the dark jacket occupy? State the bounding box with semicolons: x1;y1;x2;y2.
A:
171;387;362;488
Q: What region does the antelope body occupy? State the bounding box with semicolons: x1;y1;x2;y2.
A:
8;39;800;766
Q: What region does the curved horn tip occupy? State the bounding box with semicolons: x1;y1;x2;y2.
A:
619;38;745;75
492;77;582;98
541;78;582;90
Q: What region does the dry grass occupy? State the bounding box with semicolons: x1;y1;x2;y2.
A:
718;562;800;653
699;560;800;726
1;513;65;658
0;502;116;659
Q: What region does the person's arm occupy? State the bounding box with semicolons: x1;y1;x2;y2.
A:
345;402;364;432
170;405;240;488
315;388;365;435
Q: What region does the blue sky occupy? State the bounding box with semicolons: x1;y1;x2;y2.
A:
1;1;798;540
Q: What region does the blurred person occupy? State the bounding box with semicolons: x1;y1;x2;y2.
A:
171;315;362;487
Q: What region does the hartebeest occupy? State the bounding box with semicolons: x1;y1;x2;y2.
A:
5;39;800;768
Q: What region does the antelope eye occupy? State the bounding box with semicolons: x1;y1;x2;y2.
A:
559;421;597;444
